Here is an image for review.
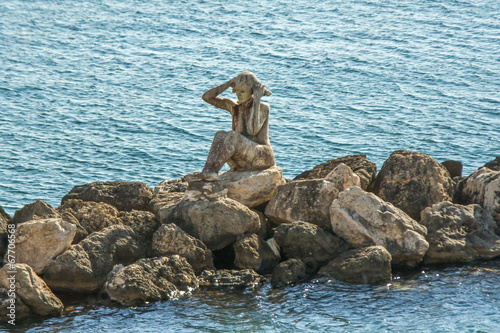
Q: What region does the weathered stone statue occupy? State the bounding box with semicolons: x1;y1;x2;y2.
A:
187;71;275;181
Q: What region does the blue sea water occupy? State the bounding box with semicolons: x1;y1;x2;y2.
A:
1;0;499;331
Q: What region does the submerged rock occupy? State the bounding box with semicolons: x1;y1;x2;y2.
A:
44;225;142;293
61;181;153;211
270;259;307;288
198;269;265;288
370;150;454;221
420;202;500;263
318;246;392;284
152;224;214;273
330;187;429;267
294;154;377;190
233;233;280;274
265;164;360;229
104;255;198;307
274;221;349;265
162;196;260;251
14;218;76;274
0;264;63;316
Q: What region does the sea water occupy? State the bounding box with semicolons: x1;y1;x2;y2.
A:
1;0;499;331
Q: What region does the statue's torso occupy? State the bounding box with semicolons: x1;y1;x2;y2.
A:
231;102;270;146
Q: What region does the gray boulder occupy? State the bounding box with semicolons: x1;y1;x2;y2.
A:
420;202;500;263
61;181;153;211
0;264;63;316
294;154;377;190
318;246;392;284
43;225;142;293
270;259;307;288
274;221;350;265
370;150;454;221
152;224;214;273
103;255;198;307
233;234;280;274
330;187;429;267
198;269;264;288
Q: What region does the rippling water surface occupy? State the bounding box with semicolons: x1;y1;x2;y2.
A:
1;0;499;331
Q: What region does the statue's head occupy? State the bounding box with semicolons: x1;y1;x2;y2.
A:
231;71;259;103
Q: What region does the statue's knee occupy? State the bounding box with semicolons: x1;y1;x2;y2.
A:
214;130;228;141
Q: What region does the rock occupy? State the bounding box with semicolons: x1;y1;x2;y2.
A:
150;192;185;218
294;154;377;190
58;199;122;235
318;246;392;284
0;288;32;321
162;196;260;251
233;234;280;274
441;160;463;178
0;206;10;234
119;210;159;242
58;210;88;243
13;218;76;274
152;224;214;273
12;200;59;225
454;167;500;224
255;210;273;240
370;150;454;221
484;156;500;171
270;259;307;288
274;221;350;265
154;177;188;193
265;164;360;229
0;264;63;316
420;202;500;263
44;225;142;293
215;166;286;207
61;181;153;211
330;187;429;267
0;207;10;263
103;255;198;307
198;269;264;288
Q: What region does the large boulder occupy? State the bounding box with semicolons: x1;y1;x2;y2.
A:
61;181;153;211
318;246;392;284
198;269;264;288
330;187;429;267
370;150;454;221
0;264;63;316
216;166;286;208
43;225;142;293
420;202;500;263
294;154;377;190
265;164;360;229
103;255;198;307
484;156;500;171
152;224;214;273
270;259;307;288
13;218;76;274
161;196;260;251
118;210;159;242
12;200;59;225
454;167;500;224
274;221;350;265
233;233;280;274
150;177;187;217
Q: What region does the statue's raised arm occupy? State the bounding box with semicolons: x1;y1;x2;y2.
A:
187;71;275;182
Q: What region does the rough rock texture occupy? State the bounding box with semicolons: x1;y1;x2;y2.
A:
43;225;142;293
233;233;280;274
270;259;307;288
330;187;429;267
61;181;153;211
370;150;454;221
152;224;214;273
118;210;160;242
216;166;286;207
454;167;500;224
0;206;10;234
162;196;260;251
12;200;59;225
150;192;185;218
318;246;392;284
484;156;500;171
294;154;377;190
420;202;500;263
274;221;350;265
198;269;264;288
0;264;63;316
441;160;463;178
14;218;76;274
0;288;32;321
265;164;360;229
103;255;198;306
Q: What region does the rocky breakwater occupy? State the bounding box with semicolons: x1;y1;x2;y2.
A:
1;152;499;322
